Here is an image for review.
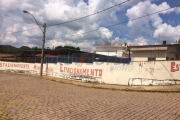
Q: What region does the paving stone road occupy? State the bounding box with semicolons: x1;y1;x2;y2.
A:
0;73;180;120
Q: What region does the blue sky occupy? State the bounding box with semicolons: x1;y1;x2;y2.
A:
0;0;180;51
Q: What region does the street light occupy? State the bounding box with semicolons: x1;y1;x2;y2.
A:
23;10;46;76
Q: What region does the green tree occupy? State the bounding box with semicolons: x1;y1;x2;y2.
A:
32;47;40;50
0;45;17;53
55;46;80;51
64;46;75;50
76;47;80;51
19;46;31;50
55;46;63;50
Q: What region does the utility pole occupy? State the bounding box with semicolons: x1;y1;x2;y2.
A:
158;34;161;58
23;10;46;76
40;23;46;76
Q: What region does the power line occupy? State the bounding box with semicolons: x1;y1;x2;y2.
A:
46;0;130;27
0;15;37;25
46;5;180;41
0;16;26;23
1;4;179;39
0;16;41;36
0;0;129;36
0;27;40;36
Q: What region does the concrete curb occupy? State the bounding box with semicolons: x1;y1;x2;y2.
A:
1;71;180;93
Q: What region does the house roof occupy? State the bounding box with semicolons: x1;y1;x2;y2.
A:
129;44;180;48
96;45;127;48
128;44;180;51
34;54;60;57
96;44;180;49
0;54;16;58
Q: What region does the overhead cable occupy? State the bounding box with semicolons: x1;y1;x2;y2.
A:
46;5;180;41
46;0;130;27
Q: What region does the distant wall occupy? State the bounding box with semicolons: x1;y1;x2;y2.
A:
0;61;180;86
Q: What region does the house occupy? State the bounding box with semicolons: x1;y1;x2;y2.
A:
95;45;130;58
129;41;180;61
0;53;16;61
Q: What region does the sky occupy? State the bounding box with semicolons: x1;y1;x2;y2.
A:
0;0;180;52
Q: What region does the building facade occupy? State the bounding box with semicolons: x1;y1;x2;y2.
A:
130;44;180;61
95;45;129;58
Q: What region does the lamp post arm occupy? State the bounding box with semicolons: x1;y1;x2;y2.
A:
28;13;44;33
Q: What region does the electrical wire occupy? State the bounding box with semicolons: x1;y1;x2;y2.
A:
45;5;180;41
0;15;35;25
0;27;40;36
46;0;130;27
0;15;41;36
0;0;130;36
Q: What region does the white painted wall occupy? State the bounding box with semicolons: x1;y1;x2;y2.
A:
132;57;148;62
0;61;180;86
156;58;166;61
96;52;117;56
102;61;180;85
96;47;126;57
96;51;123;57
96;52;109;56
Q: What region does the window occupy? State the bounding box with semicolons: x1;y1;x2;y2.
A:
148;57;155;61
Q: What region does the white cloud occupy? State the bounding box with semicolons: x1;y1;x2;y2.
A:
6;24;21;33
22;0;127;50
1;0;20;11
133;37;148;45
109;36;148;46
22;25;42;37
98;27;113;39
45;40;65;49
27;44;39;48
1;0;136;50
0;25;21;44
126;1;172;29
176;7;180;14
126;0;179;43
153;23;180;42
0;34;17;43
111;37;121;45
1;0;180;51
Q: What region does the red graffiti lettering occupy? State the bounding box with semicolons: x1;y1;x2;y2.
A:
99;69;102;76
34;65;40;70
59;66;103;77
94;69;98;76
83;69;86;75
74;68;76;74
90;69;94;76
171;62;180;72
46;67;54;72
0;62;29;69
60;65;63;72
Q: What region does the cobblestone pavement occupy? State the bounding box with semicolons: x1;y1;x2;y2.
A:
0;73;180;120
